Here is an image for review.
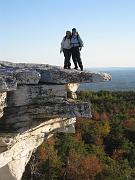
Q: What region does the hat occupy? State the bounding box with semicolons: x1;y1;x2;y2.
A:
72;28;77;31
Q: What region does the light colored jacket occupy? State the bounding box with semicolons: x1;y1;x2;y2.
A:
60;37;72;52
71;35;84;47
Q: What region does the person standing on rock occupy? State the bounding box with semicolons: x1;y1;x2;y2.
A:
60;31;72;69
71;28;84;71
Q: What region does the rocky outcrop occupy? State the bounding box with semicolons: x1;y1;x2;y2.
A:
0;61;111;180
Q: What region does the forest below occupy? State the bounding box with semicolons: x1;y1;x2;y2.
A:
23;91;135;180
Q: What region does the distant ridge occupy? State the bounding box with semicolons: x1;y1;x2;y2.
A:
80;68;135;91
85;67;135;71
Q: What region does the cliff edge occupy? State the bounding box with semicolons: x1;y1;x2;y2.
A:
0;61;111;180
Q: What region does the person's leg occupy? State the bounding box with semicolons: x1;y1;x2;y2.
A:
63;49;69;69
67;49;71;69
75;47;83;71
71;47;78;69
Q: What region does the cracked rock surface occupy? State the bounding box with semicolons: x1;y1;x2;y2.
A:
0;61;111;180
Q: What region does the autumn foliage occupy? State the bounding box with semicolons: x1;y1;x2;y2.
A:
23;91;135;179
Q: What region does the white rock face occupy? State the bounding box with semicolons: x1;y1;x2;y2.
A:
0;61;111;180
0;117;76;180
0;92;6;118
65;83;80;93
65;83;80;99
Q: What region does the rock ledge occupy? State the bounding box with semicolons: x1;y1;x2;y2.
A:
0;61;111;180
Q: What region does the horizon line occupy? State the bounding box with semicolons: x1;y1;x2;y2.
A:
85;67;135;69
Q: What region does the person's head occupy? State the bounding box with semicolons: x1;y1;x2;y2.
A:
72;28;77;35
66;31;71;38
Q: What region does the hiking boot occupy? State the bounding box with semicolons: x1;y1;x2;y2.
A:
74;67;78;70
80;66;83;71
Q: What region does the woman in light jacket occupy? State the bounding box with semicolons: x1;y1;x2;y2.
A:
60;31;72;69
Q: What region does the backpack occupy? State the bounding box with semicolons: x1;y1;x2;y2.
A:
70;34;81;47
65;34;79;40
64;35;81;47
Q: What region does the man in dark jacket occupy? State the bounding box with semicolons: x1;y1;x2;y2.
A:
71;28;84;71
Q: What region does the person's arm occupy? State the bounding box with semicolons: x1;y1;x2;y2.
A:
78;36;84;47
60;38;64;53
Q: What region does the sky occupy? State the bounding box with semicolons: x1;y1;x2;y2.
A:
0;0;135;67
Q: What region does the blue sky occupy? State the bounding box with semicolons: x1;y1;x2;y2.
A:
0;0;135;67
